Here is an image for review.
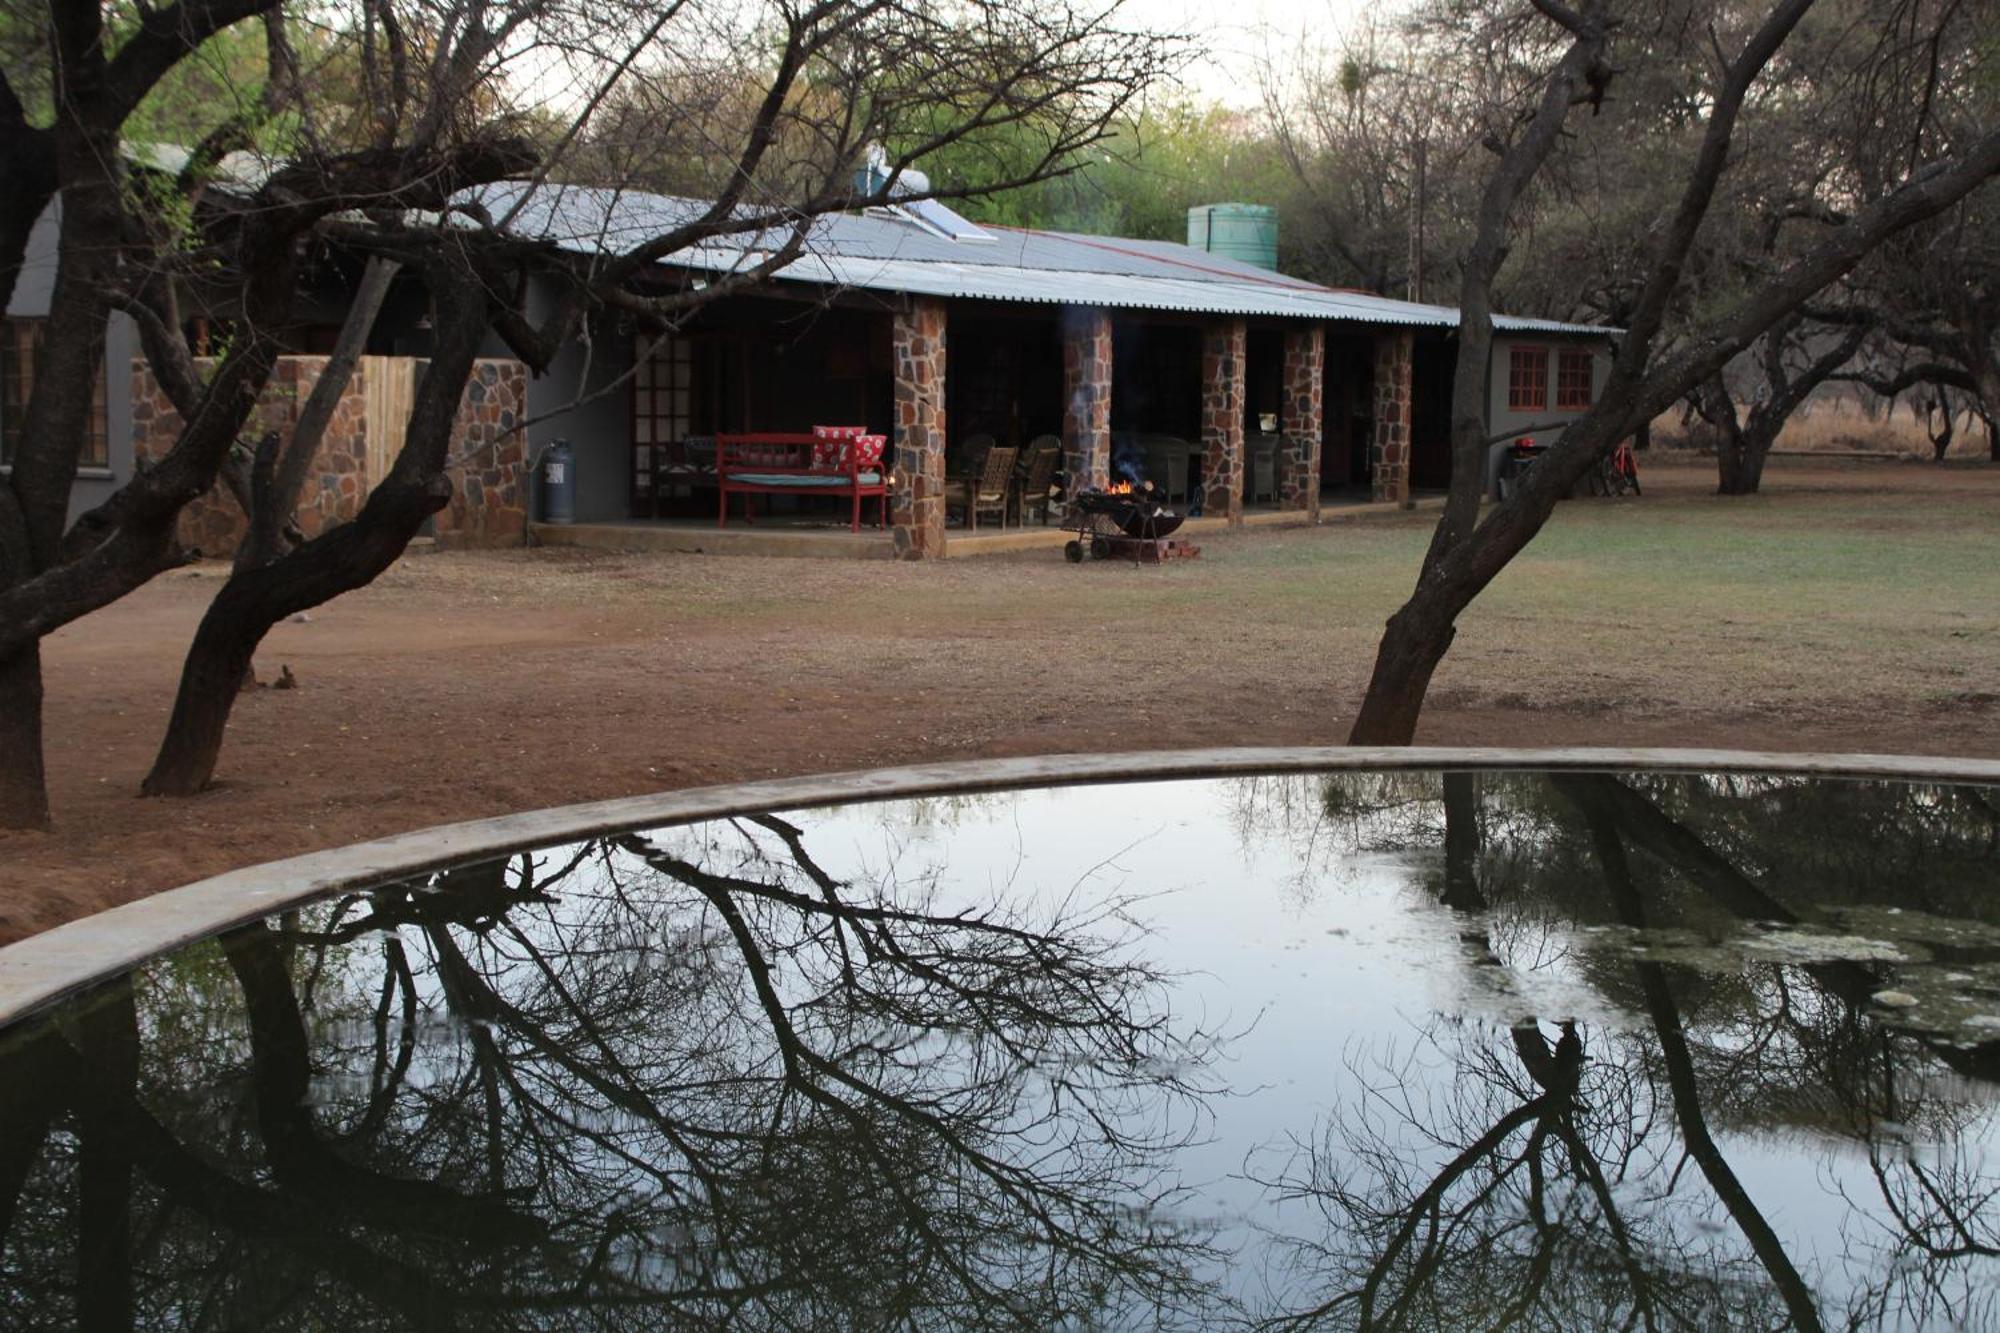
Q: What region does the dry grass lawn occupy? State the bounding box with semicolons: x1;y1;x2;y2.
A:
7;451;2000;945
1656;391;1992;458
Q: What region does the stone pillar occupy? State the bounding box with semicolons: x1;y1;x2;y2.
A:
1060;306;1112;494
891;296;947;559
1279;326;1324;517
1371;330;1413;505
437;359;530;548
1200;318;1247;523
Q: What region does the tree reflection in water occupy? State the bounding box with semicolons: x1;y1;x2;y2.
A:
0;815;1223;1329
1262;771;2000;1331
4;774;1999;1330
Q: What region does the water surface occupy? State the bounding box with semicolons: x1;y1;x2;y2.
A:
4;770;1998;1329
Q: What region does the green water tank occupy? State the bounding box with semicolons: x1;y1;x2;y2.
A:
1187;203;1279;270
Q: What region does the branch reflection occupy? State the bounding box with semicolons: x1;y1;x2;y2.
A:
1263;771;2000;1331
0;816;1223;1328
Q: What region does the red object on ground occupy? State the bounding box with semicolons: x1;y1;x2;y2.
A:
1612;440;1640;486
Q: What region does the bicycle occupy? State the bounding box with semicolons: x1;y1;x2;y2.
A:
1588;440;1642;497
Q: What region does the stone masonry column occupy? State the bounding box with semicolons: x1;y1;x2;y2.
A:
1279;326;1324;517
1200;317;1247;523
891;296;947;559
1060;306;1112;495
1370;329;1413;505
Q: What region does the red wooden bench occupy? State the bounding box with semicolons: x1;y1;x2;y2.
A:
716;431;888;533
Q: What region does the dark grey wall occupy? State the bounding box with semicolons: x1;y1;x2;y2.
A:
491;277;633;523
5;202;136;523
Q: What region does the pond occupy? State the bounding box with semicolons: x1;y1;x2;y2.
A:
4;768;1999;1329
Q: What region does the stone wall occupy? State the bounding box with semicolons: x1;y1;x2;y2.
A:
1200;318;1247;523
890;297;947;559
1370;331;1414;505
130;354;528;556
132;357;367;557
1279;327;1324;516
435;360;530;549
1060;306;1112;495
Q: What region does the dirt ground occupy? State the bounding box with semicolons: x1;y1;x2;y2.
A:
7;452;2000;945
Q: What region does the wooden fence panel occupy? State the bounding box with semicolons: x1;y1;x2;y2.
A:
361;356;415;488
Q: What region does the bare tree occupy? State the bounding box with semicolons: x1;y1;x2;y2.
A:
0;0;291;825
139;0;1171;799
0;0;539;825
1823;197;2000;459
1346;0;2000;745
1691;312;1869;492
0;0;1174;822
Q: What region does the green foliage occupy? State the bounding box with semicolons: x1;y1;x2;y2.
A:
911;99;1295;245
0;3;277;148
123;18;278;152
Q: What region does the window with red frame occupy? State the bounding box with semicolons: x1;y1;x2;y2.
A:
1;318;108;469
1556;347;1595;410
1507;346;1548;412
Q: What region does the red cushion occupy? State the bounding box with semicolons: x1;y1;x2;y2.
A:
805;426;879;470
814;425;865;469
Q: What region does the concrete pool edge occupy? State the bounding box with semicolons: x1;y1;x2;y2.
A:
6;745;1999;1028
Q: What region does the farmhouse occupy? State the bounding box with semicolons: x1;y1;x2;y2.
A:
480;182;1613;558
5;177;1613;557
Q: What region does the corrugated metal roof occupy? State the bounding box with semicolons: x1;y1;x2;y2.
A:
469;181;1611;336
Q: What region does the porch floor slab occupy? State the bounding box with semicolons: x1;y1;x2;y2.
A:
531;520;894;560
530;493;1444;561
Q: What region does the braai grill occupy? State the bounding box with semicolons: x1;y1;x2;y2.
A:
1074;486;1186;538
1060;485;1199;563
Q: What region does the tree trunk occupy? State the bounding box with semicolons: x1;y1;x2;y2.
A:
137;581;269;797
1699;377;1765;495
144;267;488;796
142;459;460;799
72;979;139;1333
1440;771;1483;913
241;255;400;570
1572;797;1827;1333
1716;419;1776;494
1344;7;1612;750
0;644;49;829
1979;366;2000;462
1349;602;1459;744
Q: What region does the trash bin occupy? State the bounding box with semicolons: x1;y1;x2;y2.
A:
1496;440;1543;502
537;439;575;524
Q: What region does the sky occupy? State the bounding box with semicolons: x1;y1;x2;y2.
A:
1118;0;1376;108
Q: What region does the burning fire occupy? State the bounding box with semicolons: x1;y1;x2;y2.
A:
1106;480;1134;495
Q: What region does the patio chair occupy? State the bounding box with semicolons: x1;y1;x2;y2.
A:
1248;437;1278;505
1142;435;1191;502
953;433;997;480
1016;443;1061;525
946;445;1016;531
